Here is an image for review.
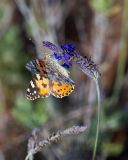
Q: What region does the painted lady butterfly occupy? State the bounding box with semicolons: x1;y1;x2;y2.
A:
26;42;75;100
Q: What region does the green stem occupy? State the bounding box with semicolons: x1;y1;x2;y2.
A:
92;79;101;160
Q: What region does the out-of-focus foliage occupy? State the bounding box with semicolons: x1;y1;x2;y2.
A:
90;0;112;11
102;142;123;156
0;26;23;86
12;98;49;129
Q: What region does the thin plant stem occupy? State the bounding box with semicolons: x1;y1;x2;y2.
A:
25;150;34;160
112;0;128;102
92;79;101;160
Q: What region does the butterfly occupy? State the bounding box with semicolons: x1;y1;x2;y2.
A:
26;42;75;100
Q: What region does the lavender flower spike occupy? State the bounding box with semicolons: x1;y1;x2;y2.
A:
57;43;101;80
25;125;87;160
42;41;101;79
73;53;101;80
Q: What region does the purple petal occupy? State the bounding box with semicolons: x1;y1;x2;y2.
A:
53;52;63;60
62;52;71;60
42;41;62;53
61;44;76;56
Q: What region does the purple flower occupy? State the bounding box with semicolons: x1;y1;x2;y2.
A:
62;52;71;60
42;41;101;79
61;44;76;52
61;44;76;56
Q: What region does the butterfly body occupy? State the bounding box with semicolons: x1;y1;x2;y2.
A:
43;55;70;79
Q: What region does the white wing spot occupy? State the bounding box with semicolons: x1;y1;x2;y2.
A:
30;80;35;88
27;88;30;92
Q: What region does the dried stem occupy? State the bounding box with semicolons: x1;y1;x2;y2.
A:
25;125;87;160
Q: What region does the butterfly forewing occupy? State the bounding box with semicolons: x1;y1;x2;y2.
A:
27;74;50;100
27;79;41;100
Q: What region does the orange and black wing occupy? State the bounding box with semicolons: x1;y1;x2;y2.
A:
27;74;50;100
50;80;75;98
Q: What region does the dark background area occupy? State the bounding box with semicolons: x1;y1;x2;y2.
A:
0;0;128;160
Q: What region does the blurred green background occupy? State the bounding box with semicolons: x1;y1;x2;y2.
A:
0;0;128;160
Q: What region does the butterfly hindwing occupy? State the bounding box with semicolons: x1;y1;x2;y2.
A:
50;80;75;98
